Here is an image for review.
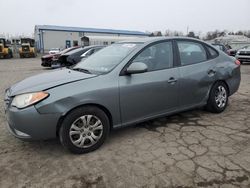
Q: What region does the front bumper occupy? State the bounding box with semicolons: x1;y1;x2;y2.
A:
20;52;34;58
235;55;250;62
41;60;52;67
0;52;6;58
5;105;61;141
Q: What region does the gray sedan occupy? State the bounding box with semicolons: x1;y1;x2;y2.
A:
4;37;241;154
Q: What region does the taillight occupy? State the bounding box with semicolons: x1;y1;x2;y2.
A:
235;60;241;66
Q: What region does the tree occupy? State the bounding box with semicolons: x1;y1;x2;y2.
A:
187;31;199;39
156;31;163;36
187;31;195;38
149;32;154;37
165;30;184;37
236;31;243;35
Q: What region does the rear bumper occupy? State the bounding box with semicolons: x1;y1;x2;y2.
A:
226;66;241;96
5;105;61;140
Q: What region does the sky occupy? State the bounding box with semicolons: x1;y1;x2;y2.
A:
0;0;250;36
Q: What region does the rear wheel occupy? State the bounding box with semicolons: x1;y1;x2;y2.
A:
206;82;228;113
59;106;110;154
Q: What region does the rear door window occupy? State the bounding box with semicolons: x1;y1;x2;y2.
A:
177;41;208;66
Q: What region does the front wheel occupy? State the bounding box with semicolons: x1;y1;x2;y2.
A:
59;106;110;154
206;82;228;113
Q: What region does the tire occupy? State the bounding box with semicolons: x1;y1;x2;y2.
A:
59;106;110;154
206;81;228;113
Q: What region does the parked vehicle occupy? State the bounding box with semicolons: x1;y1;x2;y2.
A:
235;45;250;64
4;37;241;154
49;48;60;54
41;46;79;67
67;45;104;64
228;49;237;56
19;38;37;58
54;45;104;67
228;45;248;57
0;38;13;59
211;44;230;55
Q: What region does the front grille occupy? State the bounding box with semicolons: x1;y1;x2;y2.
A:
239;51;250;56
58;55;68;64
22;46;30;52
238;58;250;62
41;57;52;62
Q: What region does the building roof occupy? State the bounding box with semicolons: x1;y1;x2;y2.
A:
35;25;148;36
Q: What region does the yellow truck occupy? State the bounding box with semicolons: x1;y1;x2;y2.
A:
19;38;37;58
0;38;13;59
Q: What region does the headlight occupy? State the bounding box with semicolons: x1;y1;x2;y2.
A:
11;92;49;109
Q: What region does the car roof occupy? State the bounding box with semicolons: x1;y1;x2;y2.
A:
212;43;225;46
63;45;104;55
117;36;204;44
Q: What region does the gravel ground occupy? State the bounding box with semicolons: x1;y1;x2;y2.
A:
0;57;250;188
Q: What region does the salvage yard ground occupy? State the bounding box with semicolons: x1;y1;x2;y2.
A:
0;58;250;188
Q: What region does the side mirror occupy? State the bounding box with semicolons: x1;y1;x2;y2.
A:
126;62;148;75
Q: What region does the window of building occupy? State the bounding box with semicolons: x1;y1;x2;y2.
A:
73;41;78;46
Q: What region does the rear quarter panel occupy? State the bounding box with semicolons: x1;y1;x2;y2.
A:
216;54;241;96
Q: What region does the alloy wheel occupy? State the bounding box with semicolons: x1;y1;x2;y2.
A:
215;86;227;108
69;115;103;148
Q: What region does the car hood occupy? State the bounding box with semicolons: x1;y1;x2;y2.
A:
9;69;97;96
42;54;56;58
238;49;250;52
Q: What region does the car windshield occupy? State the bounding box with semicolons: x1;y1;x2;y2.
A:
74;43;141;74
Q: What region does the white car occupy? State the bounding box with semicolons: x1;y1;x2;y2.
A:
49;48;60;54
236;45;250;64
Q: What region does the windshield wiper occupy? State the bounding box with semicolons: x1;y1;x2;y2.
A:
71;68;92;74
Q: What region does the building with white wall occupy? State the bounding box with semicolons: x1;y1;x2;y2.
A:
34;25;149;53
210;35;250;49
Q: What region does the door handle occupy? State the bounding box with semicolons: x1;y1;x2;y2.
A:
168;77;177;84
208;69;216;76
